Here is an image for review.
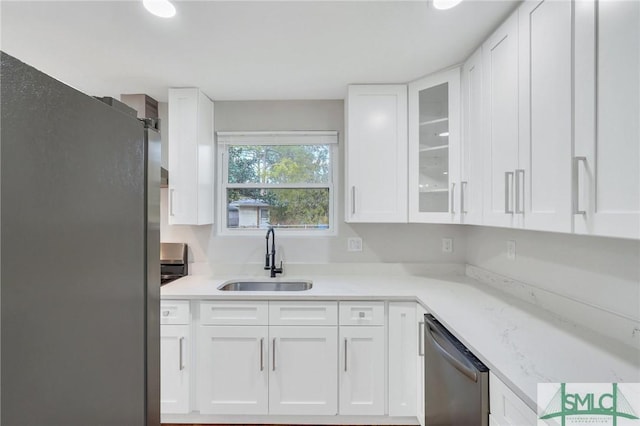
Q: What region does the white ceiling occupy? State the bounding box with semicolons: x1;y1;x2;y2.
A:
1;0;518;102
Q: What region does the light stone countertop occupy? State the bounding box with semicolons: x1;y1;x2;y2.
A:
161;268;640;412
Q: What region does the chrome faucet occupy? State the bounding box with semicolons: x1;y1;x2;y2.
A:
264;227;283;278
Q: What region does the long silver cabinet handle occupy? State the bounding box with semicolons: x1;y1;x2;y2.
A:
169;189;176;217
461;181;468;214
260;338;264;371
451;182;456;214
573;157;587;215
418;321;425;357
515;169;525;214
179;337;185;371
504;172;514;214
351;186;356;215
344;338;348;372
272;338;276;371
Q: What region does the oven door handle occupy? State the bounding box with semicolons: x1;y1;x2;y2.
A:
425;317;478;383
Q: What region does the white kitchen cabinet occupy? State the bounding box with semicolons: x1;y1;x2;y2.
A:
196;325;269;414
408;68;461;223
160;325;190;414
489;373;537;426
345;85;408;223
482;12;520;228
482;2;573;233
161;301;191;415
416;305;427;426
269;325;338;415
518;0;573;233
168;87;214;225
460;47;484;225
574;0;640;239
338;301;385;416
388;302;417;417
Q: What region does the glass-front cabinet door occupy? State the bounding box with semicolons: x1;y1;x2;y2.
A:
408;68;461;223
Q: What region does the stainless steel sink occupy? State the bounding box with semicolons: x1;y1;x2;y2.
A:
218;280;313;291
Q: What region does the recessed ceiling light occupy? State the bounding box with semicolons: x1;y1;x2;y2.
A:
438;132;450;137
433;0;463;10
143;0;176;18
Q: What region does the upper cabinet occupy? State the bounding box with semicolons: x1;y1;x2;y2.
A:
574;0;640;239
518;0;573;233
408;68;461;223
482;1;573;233
460;48;484;225
168;88;215;225
481;13;520;229
345;85;408;223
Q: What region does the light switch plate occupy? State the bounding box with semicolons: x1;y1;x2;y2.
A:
347;237;363;252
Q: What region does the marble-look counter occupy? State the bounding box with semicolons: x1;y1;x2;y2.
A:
161;269;640;412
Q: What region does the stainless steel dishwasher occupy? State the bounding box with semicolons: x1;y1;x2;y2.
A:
423;314;489;426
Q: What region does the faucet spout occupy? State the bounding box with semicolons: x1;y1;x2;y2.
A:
264;227;283;278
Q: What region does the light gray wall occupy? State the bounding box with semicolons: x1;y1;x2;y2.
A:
160;100;467;266
465;226;640;320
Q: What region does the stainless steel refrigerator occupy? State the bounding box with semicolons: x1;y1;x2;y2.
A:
1;52;160;425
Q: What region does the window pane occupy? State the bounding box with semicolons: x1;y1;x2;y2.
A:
228;145;330;184
227;188;330;230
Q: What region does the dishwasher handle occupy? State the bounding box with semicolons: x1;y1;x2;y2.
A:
425;315;478;383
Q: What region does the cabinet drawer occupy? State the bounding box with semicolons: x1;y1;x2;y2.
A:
269;301;337;326
339;301;385;326
200;301;268;325
160;300;190;325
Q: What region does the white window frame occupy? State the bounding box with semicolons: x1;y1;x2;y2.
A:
216;131;338;237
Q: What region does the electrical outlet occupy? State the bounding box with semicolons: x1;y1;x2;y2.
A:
442;238;453;253
507;240;516;260
347;237;363;252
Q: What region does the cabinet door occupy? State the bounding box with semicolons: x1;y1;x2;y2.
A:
168;87;214;225
388;303;417;417
489;373;537;425
160;325;190;414
574;0;640;239
408;68;461;223
416;305;428;426
461;47;484;225
269;326;338;415
339;326;385;415
482;12;520;228
346;85;408;223
518;0;572;233
196;326;269;414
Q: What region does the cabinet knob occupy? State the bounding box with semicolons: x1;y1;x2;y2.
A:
359;311;365;318
162;310;170;317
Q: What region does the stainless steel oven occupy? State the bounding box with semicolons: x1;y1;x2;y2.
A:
423;314;489;426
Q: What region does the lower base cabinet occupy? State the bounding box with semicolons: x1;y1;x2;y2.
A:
196;325;269;414
339;326;385;415
490;373;537;425
162;299;423;422
269;326;338;415
388;302;417;417
160;324;190;414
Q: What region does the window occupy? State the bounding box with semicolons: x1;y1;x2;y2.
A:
217;131;338;235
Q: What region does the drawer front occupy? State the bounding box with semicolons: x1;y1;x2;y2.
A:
200;301;268;325
339;301;385;326
160;300;190;325
269;301;338;326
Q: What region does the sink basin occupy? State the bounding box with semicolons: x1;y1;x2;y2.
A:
218;280;313;292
